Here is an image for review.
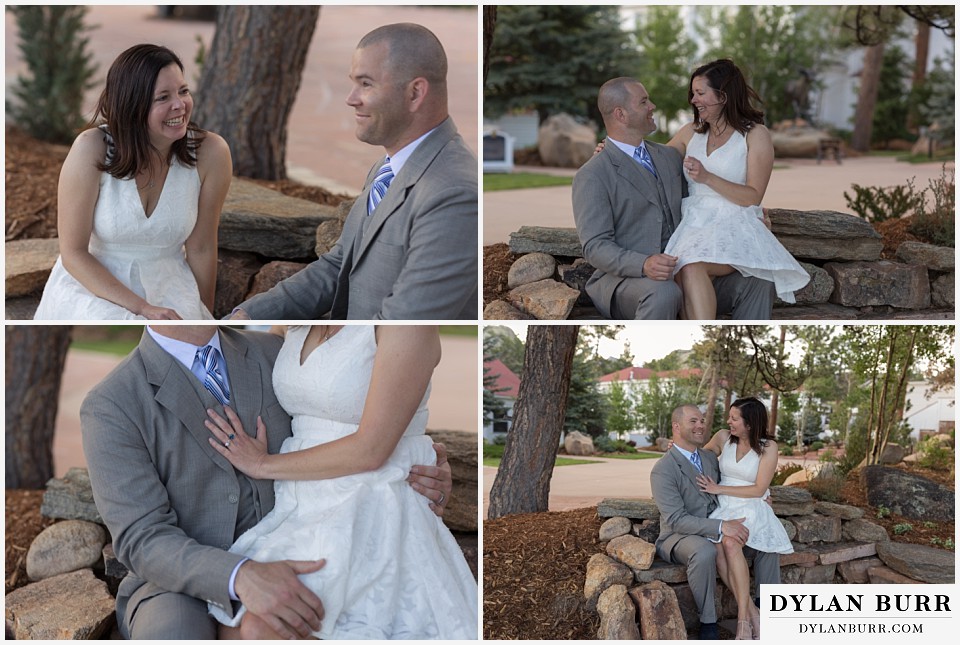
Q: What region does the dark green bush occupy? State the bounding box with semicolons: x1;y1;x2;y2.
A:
844;180;924;223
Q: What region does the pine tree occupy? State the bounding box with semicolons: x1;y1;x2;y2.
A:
6;6;97;144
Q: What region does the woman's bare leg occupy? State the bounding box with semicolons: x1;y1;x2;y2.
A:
677;262;735;320
721;537;755;638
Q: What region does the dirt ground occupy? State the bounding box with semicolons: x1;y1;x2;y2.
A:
4;126;347;245
482;464;954;640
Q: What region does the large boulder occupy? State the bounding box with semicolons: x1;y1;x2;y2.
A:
895;241;955;271
596;584;640;639
26;520;108;582
507;252;557;288
599;516;633;542
245;261;308;300
564;430;595;456
597;498;661;520
879;442;906;464
931;272;955;308
41;467;102;524
770;126;836;158
875;541;955;584
509;226;582;257
426;429;478;532
214;250;262;318
606;535;656;571
825;261;930;308
584;553;633;611
506;279;579;319
4;569;116;640
769;486;815;515
538;113;597;168
789;262;834;304
482;300;534;320
861;465;954;522
5;237;60;297
768;209;883;261
629;581;687;640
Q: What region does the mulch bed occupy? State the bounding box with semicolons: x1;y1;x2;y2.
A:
4;126;348;245
5;489;55;595
482;243;520;306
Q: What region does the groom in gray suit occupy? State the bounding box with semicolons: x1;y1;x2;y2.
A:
650;404;780;640
572;77;774;320
81;325;452;639
233;23;477;320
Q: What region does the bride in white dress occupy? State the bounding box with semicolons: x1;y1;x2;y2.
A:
697;397;793;640
34;44;231;320
663;59;809;319
204;325;477;640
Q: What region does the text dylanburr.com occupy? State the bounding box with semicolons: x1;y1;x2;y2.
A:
763;585;955;640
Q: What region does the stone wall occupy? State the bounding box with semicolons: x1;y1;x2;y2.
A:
4;178;352;319
484;209;955;320
586;478;955;639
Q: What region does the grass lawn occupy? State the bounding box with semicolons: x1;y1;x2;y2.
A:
597;451;662;460
483;456;600;468
484;172;573;191
439;325;477;337
71;339;140;356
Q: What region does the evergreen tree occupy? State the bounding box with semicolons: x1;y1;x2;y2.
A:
632;5;698;137
871;44;912;146
605;379;635;440
635;372;699;443
482;334;508;427
563;339;608;438
6;6;97;144
485;5;642;125
483;326;526;376
912;54;955;143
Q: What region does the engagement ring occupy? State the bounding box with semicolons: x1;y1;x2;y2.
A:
438;492;445;505
224;440;231;448
227;434;235;440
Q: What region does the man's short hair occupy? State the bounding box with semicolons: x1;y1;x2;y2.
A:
597;77;641;120
358;23;447;88
671;404;699;426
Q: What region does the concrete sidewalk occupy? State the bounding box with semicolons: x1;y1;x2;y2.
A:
483;156;954;244
52;333;478;477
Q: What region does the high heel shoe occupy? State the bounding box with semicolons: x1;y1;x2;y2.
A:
750;615;760;640
736;620;754;640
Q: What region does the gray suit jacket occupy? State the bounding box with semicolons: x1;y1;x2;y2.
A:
239;117;478;320
650;448;722;559
572;139;684;318
81;328;290;633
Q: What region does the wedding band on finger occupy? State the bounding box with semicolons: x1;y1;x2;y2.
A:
438;492;446;505
224;440;231;448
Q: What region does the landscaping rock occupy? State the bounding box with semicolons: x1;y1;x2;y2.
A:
584;553;633;611
783;469;814;485
220;177;339;260
780;548;818;567
769;486;815;515
632;518;660;544
564;430;595;456
867;565;921;584
813;541;877;564
599;517;633;542
606;535;656;571
4;569;115;640
508;226;582;257
26;520;108;582
895;241;955;271
768;209;882;261
634;560;688;584
5;238;60;297
780;518;797;541
875;541;955;584
931;272;955;308
315;218;345;256
507;252;557;288
538;113;597;169
670;582;721;631
770;127;835;159
772;303;860;320
483;300;534;320
825;261;931;309
789;262;833;304
841;518;890;543
814;501;864;520
837;556;884;583
558;259;596;307
245;261;309;300
598;499;661;520
596;584;639;639
506;279;579;319
861;465;954;522
214;250;262;319
629;581;687;640
790;514;841;543
41;467;101;524
102;543;127;579
425;429;478;532
879;442;906;464
781;563;837;583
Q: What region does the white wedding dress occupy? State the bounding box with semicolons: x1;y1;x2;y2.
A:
34;126;213;320
664;130;809;302
708;439;794;554
208;325;477;639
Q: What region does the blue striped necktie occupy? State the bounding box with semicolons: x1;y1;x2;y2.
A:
634;143;658;178
367;159;394;215
197;345;230;406
690;450;703;473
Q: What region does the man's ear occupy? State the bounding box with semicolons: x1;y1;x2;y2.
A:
407;77;429;113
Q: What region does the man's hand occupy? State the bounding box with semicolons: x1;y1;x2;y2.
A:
407;442;453;517
721;517;749;545
643;253;678;281
234;559;325;639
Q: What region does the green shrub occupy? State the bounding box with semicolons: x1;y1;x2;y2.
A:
594;435;616;453
492;434;507;446
876;505;891;519
917;440;954;471
810;441;825;451
923;521;937;529
843;179;924;223
806;473;844;503
908;164;955;247
771;463;804;486
779;444;794;456
483;441;505;460
893;522;913;535
818;448;837;463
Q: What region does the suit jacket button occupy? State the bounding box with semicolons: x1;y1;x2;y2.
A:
228;493;238;503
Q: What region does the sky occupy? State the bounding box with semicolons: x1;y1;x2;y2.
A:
487;323;706;367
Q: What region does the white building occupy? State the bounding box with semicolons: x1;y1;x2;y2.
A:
903;380;955;441
482;359;520;443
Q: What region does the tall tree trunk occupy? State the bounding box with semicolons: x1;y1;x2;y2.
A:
488;326;579;519
850;42;885;152
908;20;931;130
703;365;720;432
194;6;319;179
483;5;497;87
5;326;72;488
768;326;787;432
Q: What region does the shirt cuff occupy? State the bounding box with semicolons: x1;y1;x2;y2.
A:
708;520;723;544
228;558;249;601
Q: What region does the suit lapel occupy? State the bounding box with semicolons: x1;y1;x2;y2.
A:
141;330;237;476
608;141;658;207
670;447;715;504
352;118;457;266
646;142;682;228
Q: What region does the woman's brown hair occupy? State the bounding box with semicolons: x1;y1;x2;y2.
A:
90;44;204;178
689;59;765;136
729;396;770;455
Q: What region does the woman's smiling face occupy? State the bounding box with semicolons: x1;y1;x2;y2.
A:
146;63;192;149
